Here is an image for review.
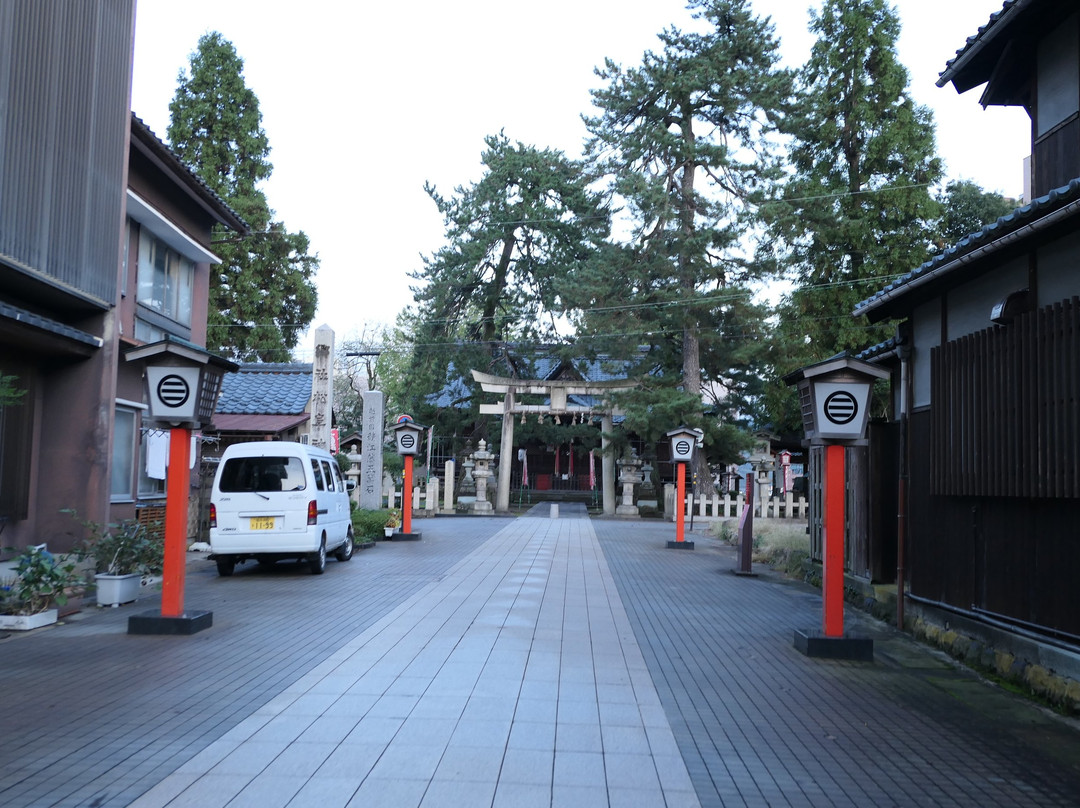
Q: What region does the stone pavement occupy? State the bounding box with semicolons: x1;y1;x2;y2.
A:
2;506;1079;807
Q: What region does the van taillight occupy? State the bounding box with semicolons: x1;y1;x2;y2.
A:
209;503;217;528
307;500;317;525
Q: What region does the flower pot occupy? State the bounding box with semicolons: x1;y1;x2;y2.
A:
95;572;142;607
384;527;395;538
0;609;58;631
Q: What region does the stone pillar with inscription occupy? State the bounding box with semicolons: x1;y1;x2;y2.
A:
309;325;334;451
359;390;385;510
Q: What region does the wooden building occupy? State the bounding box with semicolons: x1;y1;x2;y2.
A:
857;0;1080;645
0;2;246;553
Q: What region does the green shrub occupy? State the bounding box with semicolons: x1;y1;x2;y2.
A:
352;509;397;540
0;546;82;615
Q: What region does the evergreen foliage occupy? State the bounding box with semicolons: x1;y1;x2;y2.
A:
759;0;942;434
0;373;26;408
579;0;790;479
762;0;942;363
403;132;611;448
167;32;318;361
932;179;1018;253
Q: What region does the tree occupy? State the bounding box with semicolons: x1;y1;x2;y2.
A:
167;32;318;361
932;179;1018;253
0;373;25;408
334;326;396;437
580;0;791;488
762;0;942;365
404;132;612;445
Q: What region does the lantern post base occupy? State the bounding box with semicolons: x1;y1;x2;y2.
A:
128;610;213;636
666;540;695;550
793;629;873;661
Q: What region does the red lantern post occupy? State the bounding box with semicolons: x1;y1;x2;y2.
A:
784;354;889;660
124;337;237;635
391;417;426;541
666;426;700;550
160;427;191;618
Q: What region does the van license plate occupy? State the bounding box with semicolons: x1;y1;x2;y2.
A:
250;517;275;530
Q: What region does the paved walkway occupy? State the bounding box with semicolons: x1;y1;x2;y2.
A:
2;507;1079;807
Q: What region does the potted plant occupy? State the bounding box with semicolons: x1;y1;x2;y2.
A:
0;545;81;630
384;509;401;538
70;513;164;607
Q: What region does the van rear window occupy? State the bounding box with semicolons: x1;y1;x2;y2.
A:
219;456;307;493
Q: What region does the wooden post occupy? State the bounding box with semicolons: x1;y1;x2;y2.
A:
675;462;686;543
823;444;845;637
160;427;190;618
403;454;414;535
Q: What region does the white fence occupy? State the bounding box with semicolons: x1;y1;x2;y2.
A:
380;477;808;522
662;484;808;522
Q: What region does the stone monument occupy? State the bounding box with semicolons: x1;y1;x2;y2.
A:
359;390;384;510
309;325;334;451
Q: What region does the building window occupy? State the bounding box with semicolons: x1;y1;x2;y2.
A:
138;429;167;499
111;407;136;501
137;227;194;327
112;409;167;502
0;369;33;519
121;219;131;298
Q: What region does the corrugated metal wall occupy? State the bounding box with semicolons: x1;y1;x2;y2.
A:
0;0;134;305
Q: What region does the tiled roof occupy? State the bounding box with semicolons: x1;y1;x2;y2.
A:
855;178;1080;319
216;363;312;415
937;1;1020;87
210;412;310;432
427;352;652;410
0;300;102;348
856;337;900;362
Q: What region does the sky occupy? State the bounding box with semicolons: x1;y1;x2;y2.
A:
130;0;1029;359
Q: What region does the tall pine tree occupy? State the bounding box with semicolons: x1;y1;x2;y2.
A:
168;32;318;361
581;0;791;488
404;133;611;446
763;0;942;366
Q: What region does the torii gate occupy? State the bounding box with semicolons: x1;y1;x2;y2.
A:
472;369;636;515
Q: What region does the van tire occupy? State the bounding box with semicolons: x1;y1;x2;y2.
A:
335;528;354;562
309;539;326;575
216;558;236;577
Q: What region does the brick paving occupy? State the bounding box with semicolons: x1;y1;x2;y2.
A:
1;508;1079;807
593;519;1080;807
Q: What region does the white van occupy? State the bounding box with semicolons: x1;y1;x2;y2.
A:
209;441;354;577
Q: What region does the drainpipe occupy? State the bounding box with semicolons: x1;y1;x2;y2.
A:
896;341;912;631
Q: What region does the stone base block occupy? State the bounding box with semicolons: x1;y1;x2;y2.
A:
793;629;874;661
666;540;695;550
128;610;213;636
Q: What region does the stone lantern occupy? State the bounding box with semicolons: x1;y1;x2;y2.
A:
615;448;644;518
471;439;494;514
